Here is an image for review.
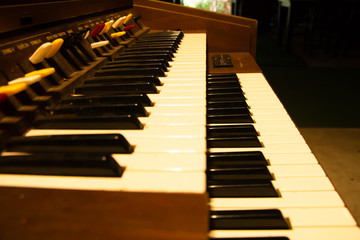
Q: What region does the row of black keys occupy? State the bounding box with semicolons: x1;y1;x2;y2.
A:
0;31;184;175
205;74;290;234
205;73;277;196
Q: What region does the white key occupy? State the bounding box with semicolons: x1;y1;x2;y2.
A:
157;83;206;92
140;114;205;125
114;152;206;172
273;176;334;191
210;226;360;240
211;191;344;209
269;164;326;177
149;90;206;98
150;96;206;106
0;171;206;193
146;105;206;115
209;142;311;154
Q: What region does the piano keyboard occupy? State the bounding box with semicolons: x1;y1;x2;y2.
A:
207;73;360;239
0;14;359;240
0;32;207;194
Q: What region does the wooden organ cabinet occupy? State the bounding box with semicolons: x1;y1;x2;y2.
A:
0;0;359;239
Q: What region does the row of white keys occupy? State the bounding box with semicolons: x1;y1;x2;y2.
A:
103;41;207;174
109;34;207;172
0;33;208;192
209;73;360;239
127;36;209;170
236;72;299;138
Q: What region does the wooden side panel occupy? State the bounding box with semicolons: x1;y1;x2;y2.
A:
133;0;258;56
0;187;209;240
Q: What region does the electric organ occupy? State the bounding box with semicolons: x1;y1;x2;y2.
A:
0;0;359;239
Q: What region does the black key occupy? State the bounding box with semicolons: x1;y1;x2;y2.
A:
0;154;124;177
207;73;238;79
48;103;149;117
95;67;166;77
210;209;290;229
207;180;278;197
60;94;154;106
131;42;178;50
140;31;182;37
207;152;268;167
145;30;183;36
101;62;168;73
5;134;134;153
133;38;179;44
207;136;262;148
142;34;183;41
126;45;176;53
134;39;179;48
207;87;243;94
207;92;246;101
207;114;254;124
138;32;179;37
114;53;172;61
207;166;273;181
207;107;251;115
140;33;181;38
140;35;182;43
207;100;249;109
85;75;163;86
123;50;175;58
207;125;258;138
74;82;159;95
139;37;179;42
33;114;143;129
141;32;182;38
207;81;241;88
108;58;170;67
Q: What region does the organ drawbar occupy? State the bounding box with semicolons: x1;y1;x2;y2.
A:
0;0;359;239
